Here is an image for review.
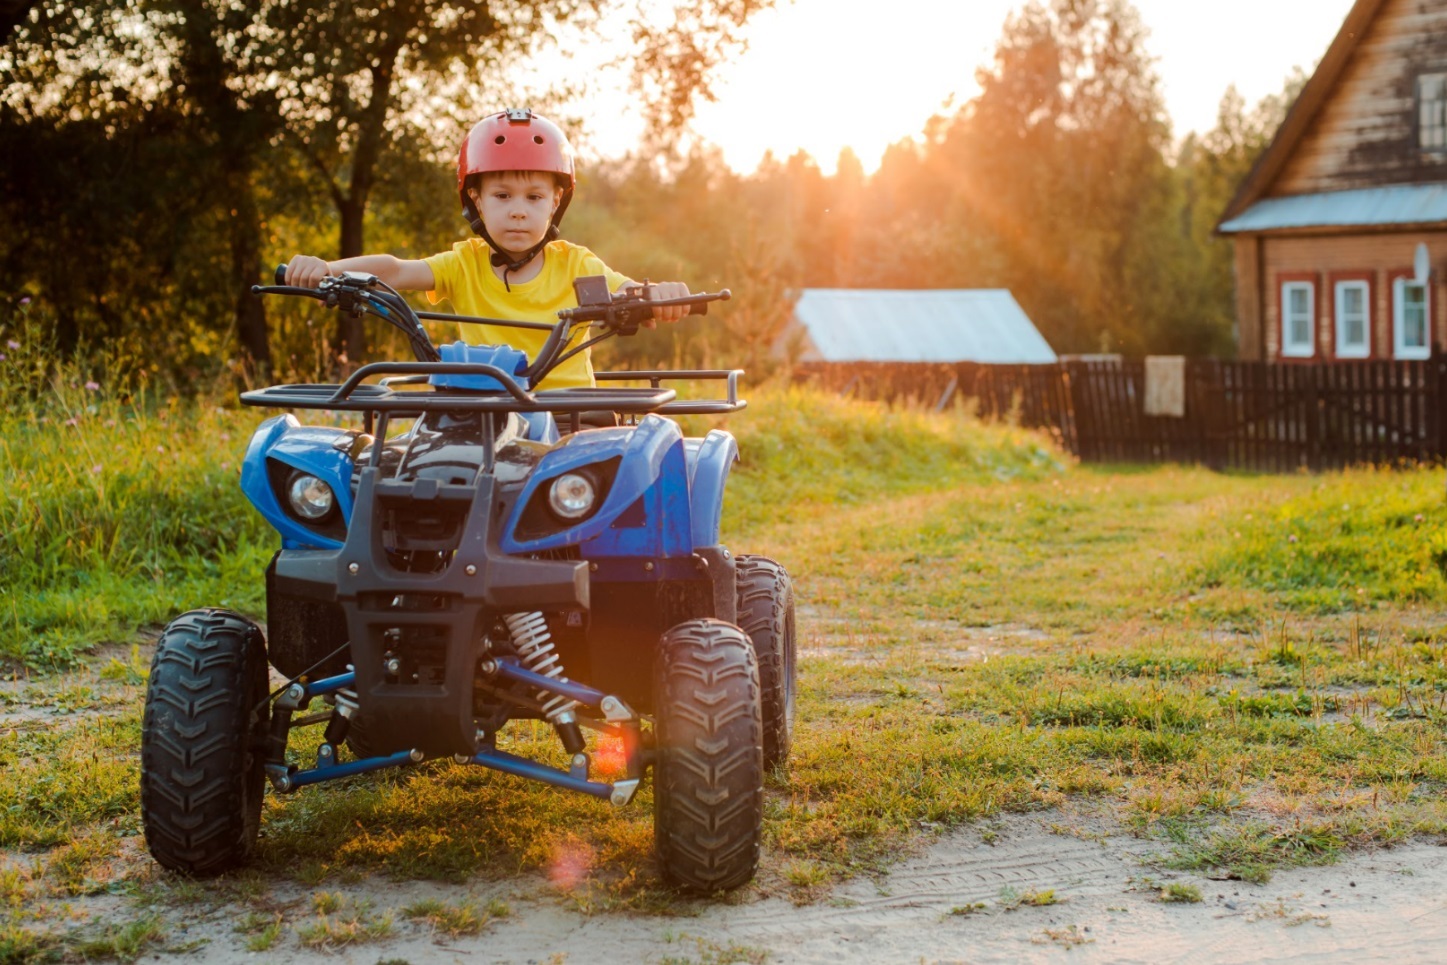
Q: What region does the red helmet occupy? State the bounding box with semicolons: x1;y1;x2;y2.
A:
457;108;576;234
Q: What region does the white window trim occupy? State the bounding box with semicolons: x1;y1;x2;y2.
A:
1333;279;1370;358
1393;275;1432;360
1280;280;1315;358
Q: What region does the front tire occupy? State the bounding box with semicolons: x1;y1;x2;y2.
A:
652;619;764;892
140;609;269;876
735;555;797;770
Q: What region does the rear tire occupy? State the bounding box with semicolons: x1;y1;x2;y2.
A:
652;619;763;892
140;609;269;876
735;555;797;770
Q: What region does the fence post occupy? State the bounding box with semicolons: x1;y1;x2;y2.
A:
1433;353;1446;462
1305;365;1320;471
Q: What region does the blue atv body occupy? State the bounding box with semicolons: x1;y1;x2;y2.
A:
138;273;795;892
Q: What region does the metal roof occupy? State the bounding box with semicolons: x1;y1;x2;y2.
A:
792;289;1056;364
1218;183;1447;233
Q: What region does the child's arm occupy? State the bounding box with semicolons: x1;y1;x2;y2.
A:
619;280;693;327
284;254;435;292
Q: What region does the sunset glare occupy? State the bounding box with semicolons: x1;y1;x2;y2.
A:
576;0;1358;174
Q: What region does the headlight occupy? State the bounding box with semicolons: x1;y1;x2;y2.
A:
547;472;597;520
287;472;336;520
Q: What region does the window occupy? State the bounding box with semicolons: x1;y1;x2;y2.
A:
1420;73;1447;152
1393;276;1431;359
1334;279;1370;358
1281;280;1315;357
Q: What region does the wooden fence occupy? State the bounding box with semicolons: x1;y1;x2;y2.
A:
793;358;1447;471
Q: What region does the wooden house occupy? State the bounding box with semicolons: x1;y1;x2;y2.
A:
1217;0;1447;361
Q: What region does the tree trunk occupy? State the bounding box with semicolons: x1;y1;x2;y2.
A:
336;195;367;362
229;177;271;377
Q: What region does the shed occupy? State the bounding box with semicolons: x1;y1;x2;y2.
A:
787;289;1056;364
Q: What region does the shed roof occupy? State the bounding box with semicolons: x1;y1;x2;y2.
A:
1217;183;1447;233
792;289;1056;364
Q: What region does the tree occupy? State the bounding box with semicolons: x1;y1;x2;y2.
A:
266;0;776;359
1;0;777;369
942;0;1175;354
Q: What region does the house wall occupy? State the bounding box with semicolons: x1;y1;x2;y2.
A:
1235;230;1447;360
1274;0;1447;196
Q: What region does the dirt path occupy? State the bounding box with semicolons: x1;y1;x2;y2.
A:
103;810;1445;964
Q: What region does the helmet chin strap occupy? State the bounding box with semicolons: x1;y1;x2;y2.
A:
465;204;561;291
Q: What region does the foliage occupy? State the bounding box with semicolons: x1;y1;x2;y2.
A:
2;0;1311;380
0;0;777;368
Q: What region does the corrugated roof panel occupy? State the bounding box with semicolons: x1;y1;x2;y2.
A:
792;289;1056;364
1218;183;1447;233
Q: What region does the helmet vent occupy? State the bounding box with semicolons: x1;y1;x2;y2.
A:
494;135;506;144
533;135;544;144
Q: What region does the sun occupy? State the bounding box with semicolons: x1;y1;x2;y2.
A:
689;0;1011;174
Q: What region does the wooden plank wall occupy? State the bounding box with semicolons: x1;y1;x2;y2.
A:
1274;0;1447;195
793;359;1447;471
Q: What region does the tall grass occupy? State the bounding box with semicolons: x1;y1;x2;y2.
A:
1190;468;1447;611
689;386;1070;535
1;320;1069;669
1;307;272;667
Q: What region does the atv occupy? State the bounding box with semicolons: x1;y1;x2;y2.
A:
139;268;796;892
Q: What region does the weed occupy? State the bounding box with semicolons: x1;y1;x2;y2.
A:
998;886;1059;910
657;933;769;964
1036;924;1093;947
311;890;343;915
69;915;165;961
295;898;393;950
1157;882;1202;903
246;921;283;952
401;897;490;937
947;902;987;916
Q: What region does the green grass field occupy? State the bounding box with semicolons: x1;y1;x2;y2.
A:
4;357;1447;959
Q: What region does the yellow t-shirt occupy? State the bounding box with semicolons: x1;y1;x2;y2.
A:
423;239;632;389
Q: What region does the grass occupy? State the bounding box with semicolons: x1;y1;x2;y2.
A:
4;333;1447;949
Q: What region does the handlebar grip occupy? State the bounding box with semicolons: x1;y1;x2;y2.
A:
274;263;288;285
688;289;729;317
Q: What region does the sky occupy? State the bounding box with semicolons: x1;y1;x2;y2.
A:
562;0;1359;174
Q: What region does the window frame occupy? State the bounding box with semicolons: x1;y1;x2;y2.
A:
1331;276;1372;359
1279;277;1317;359
1391;271;1432;360
1418;72;1447;154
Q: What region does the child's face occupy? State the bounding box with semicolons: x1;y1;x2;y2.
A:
471;171;562;256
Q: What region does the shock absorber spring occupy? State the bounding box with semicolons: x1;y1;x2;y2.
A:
502;611;578;724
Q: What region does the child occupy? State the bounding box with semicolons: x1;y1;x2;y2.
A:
284;108;691;389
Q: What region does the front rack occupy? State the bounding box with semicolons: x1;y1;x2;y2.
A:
241;363;749;416
241;361;676;414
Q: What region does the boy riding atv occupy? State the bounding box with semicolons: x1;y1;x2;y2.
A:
284;107;691;390
138;109;797;894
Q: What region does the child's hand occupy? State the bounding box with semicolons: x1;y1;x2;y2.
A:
284;255;332;289
643;281;691;327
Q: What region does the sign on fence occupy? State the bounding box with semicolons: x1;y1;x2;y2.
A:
1143;356;1186;418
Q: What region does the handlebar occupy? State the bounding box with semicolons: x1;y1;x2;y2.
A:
255;263;731;381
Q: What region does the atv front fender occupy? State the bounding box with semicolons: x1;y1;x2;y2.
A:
240;414;356;549
501;414;692;558
685;429;738;548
